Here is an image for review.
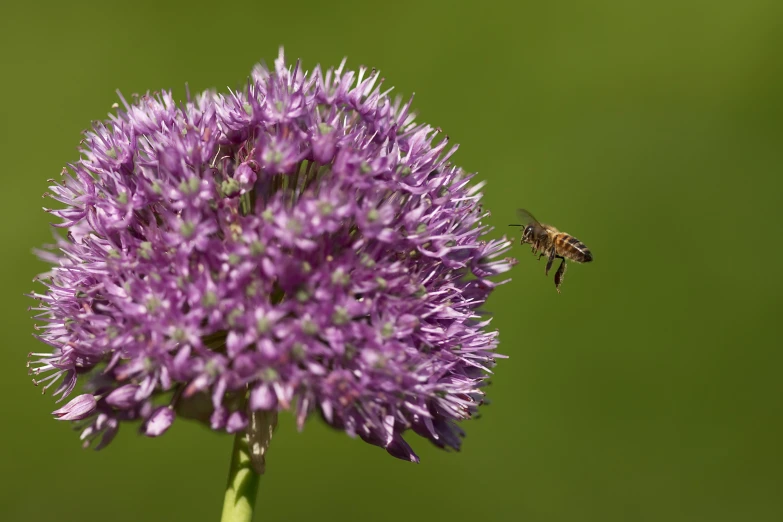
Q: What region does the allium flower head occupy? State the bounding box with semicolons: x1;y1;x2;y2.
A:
29;48;516;462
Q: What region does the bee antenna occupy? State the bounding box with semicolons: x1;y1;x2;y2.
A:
508;224;523;227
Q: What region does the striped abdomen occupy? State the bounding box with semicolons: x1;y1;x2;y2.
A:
554;233;593;263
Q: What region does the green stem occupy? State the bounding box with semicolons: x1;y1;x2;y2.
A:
220;431;261;522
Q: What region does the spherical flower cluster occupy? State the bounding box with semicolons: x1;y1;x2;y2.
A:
29;49;516;462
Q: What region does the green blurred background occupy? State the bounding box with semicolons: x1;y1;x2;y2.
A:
2;1;781;520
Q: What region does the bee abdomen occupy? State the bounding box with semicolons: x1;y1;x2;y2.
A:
556;234;593;263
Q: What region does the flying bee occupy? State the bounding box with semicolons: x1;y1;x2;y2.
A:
509;209;593;293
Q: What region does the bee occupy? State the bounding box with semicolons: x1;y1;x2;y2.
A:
509;209;593;293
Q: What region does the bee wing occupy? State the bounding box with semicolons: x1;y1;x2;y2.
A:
516;209;541;225
515;209;546;234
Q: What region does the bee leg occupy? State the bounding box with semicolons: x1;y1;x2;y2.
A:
537;252;546;261
554;257;567;293
545;250;556;275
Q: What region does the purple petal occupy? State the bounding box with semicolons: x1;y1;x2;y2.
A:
142;406;175;437
52;394;97;421
226;411;248;433
105;384;140;409
249;384;277;410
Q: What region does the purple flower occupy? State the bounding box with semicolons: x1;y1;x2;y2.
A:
28;48;516;462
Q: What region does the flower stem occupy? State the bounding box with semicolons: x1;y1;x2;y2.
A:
220;431;261;522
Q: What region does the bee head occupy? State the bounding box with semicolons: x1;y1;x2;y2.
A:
522;225;536;242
